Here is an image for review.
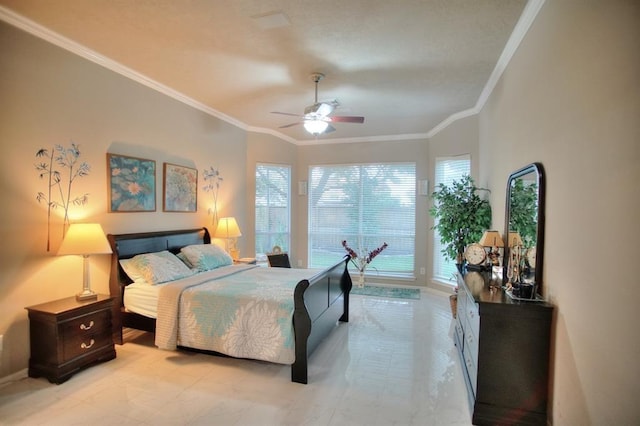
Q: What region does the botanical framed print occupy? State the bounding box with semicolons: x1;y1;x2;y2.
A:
163;163;197;212
107;154;156;212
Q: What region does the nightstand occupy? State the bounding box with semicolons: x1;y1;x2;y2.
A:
25;294;116;384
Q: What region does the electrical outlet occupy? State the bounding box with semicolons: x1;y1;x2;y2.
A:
420;267;426;275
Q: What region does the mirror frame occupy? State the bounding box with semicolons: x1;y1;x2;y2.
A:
503;162;546;296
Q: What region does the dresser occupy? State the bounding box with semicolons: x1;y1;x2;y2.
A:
454;270;553;425
26;295;116;384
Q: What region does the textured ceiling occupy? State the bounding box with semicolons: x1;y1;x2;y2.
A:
0;0;529;143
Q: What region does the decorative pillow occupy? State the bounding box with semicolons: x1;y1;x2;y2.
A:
120;251;195;285
176;252;194;269
180;244;233;272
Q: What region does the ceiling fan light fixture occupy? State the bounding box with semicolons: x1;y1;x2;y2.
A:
304;102;334;117
304;119;329;135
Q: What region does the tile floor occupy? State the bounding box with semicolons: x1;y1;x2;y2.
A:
0;288;472;425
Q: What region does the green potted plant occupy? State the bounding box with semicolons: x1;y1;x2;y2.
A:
429;174;492;266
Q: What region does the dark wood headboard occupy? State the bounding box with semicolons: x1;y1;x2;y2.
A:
107;227;210;343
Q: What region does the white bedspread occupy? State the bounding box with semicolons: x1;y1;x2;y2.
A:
155;265;320;365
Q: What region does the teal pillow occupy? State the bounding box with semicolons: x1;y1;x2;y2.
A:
120;250;194;284
180;244;233;272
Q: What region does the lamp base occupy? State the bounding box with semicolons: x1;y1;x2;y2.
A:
76;290;98;302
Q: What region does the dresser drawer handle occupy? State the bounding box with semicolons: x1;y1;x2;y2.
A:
80;321;94;330
81;339;95;349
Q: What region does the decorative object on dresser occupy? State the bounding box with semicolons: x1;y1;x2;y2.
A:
58;223;113;301
215;217;242;260
463;242;486;271
429;175;491;266
504;163;545;299
478;230;504;267
107;227;352;384
25;295;116;384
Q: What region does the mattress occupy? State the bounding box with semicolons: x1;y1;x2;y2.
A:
123;282;160;318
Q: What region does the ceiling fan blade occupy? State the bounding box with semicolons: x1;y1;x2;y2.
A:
271;111;303;117
328;116;365;123
278;122;301;129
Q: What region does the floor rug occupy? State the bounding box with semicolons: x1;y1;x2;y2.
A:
351;285;420;300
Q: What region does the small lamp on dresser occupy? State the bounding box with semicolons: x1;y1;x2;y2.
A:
58;223;112;301
479;230;504;267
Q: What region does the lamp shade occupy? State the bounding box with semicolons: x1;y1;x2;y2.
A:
304;119;329;135
58;223;112;255
214;217;242;239
507;231;523;247
479;230;504;248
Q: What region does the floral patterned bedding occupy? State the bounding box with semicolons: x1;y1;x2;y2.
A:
155;264;320;364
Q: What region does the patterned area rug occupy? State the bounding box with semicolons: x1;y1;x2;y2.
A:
351;285;420;300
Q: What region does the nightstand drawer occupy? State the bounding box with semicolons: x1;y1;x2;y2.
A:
63;329;112;362
62;309;110;337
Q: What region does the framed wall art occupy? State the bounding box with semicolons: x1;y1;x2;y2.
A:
163;163;197;212
107;154;156;212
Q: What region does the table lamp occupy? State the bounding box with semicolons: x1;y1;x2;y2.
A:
479;230;504;267
58;223;112;301
215;217;242;260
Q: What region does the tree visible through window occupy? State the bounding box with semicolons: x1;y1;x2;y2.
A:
255;164;290;258
433;155;471;282
308;163;416;275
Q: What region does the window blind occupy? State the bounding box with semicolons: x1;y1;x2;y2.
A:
255;164;290;257
308;163;416;275
433;155;471;282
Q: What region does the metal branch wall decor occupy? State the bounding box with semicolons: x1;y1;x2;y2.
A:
35;143;90;251
202;166;223;229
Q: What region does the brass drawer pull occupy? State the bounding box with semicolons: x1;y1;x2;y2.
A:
80;320;94;330
81;339;95;349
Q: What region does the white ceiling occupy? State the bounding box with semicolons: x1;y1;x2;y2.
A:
0;0;532;144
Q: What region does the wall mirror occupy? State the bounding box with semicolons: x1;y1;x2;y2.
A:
503;162;546;297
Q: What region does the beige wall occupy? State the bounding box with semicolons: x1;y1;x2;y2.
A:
477;1;640;423
0;21;249;378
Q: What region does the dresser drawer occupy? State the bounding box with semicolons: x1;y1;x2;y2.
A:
463;342;478;395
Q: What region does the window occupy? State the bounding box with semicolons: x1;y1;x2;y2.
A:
255;164;290;258
433;155;471;282
308;163;416;275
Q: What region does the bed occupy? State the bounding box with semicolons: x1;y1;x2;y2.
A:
107;227;352;384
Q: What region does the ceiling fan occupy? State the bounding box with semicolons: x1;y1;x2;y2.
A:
271;73;365;135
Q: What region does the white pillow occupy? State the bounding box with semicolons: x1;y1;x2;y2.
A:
180;244;233;272
120;250;194;285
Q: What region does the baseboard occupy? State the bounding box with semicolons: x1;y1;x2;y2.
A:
0;368;28;388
